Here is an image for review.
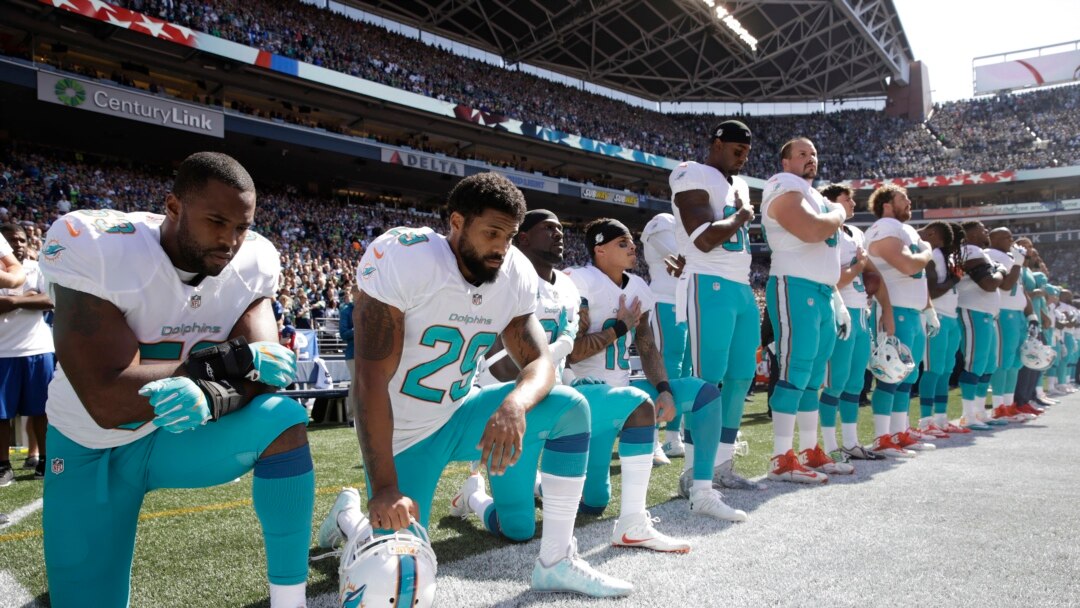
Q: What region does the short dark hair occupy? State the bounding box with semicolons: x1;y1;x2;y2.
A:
961;220;983;233
172;152;255;200
446;172;527;224
780;137;812;159
819;184;852;203
868;184;907;218
0;222;25;237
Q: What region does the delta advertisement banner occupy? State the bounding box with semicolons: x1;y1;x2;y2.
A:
975;48;1080;95
924;199;1080;220
37;72;224;138
379;149;465;176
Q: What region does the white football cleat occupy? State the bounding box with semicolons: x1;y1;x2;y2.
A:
611;511;691;553
532;538;633;598
689;487;748;522
652;441;671;466
662;432;686;457
449;473;486;519
317;487;366;549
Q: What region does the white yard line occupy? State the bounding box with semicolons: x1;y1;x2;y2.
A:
0;498;43;530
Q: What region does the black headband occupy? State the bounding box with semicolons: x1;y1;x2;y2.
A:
519;209;559;233
586;219;631;250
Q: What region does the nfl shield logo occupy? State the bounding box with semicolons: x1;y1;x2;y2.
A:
190;294;202;309
51;458;64;475
472;294;483;306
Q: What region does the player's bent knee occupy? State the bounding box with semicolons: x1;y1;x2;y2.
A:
498;515;538;542
625;401;655;427
547;385;590;436
692;382;720;412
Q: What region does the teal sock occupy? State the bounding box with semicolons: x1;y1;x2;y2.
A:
819;392;840;428
253;445;315;585
919;371;940;418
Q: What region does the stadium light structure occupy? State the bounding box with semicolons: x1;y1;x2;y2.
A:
699;0;758;52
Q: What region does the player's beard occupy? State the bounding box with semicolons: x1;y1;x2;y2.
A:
896;207;912;222
459;238;502;284
177;213;232;276
801;163;817;180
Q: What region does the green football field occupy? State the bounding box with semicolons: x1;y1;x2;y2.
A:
0;389;969;606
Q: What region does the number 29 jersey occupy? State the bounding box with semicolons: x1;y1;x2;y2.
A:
357;227;538;454
565;265;655;388
40;210;280;449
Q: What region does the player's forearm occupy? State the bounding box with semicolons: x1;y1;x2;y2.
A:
1000;265;1021;291
7;294;54;311
568;327;617;363
693;217;744;253
0;269;24;289
636;333;668;388
356;379;400;491
836;264;862;290
507;356;556;413
75;362;186;428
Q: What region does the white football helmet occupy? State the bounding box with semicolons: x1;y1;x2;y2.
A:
339;521;438;608
868;333;915;384
1020;337;1056;371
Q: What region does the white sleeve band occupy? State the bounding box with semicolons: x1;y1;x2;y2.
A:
688;222;711;245
550;335;574;363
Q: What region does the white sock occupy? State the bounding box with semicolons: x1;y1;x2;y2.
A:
992;394;1004;408
873;414;891;439
773;412;796;456
890;412;908;434
841;423;859;449
338;508;371;543
714;442;735;466
821;426;838;453
468;491;494;517
797;410;819;452
618;454;652;518
538;473;585;567
692;480;712;495
961;398;974;419
1004;393;1014;406
269;583;306;608
935;413;948;427
682;442;695;474
1048;378;1057;391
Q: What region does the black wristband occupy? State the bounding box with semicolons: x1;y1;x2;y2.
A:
194;378;247;421
612;320;629;338
185;337;254;383
656;381;672;395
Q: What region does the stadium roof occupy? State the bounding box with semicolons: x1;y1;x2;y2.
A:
342;0;915;103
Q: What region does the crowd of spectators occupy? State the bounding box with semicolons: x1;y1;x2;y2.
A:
104;0;1080;182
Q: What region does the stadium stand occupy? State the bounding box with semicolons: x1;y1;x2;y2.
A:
102;0;1080;181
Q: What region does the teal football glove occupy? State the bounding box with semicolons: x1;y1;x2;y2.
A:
139;377;210;433
570;376;606;387
248;341;297;388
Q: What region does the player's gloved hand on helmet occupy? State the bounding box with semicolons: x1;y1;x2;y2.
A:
570;376;607;387
923;307;940;338
248;341;297;388
831;290;850;340
140;377;210;433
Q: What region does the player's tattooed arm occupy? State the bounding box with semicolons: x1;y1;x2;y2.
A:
484;313;555;474
568;294;641;363
634;312;667;387
354;291;417;529
673;189;750;253
53;285;184;428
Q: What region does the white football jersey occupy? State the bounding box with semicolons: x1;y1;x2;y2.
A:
668;161;752;283
929;248;959;318
0;259;54;358
956;245;1001;314
864;218;929;310
0;233;11;258
566;265;655;387
357;227;537;454
986;248;1026;311
641;213;678;304
40;210;280;449
837;225;869;310
761;173;841;286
